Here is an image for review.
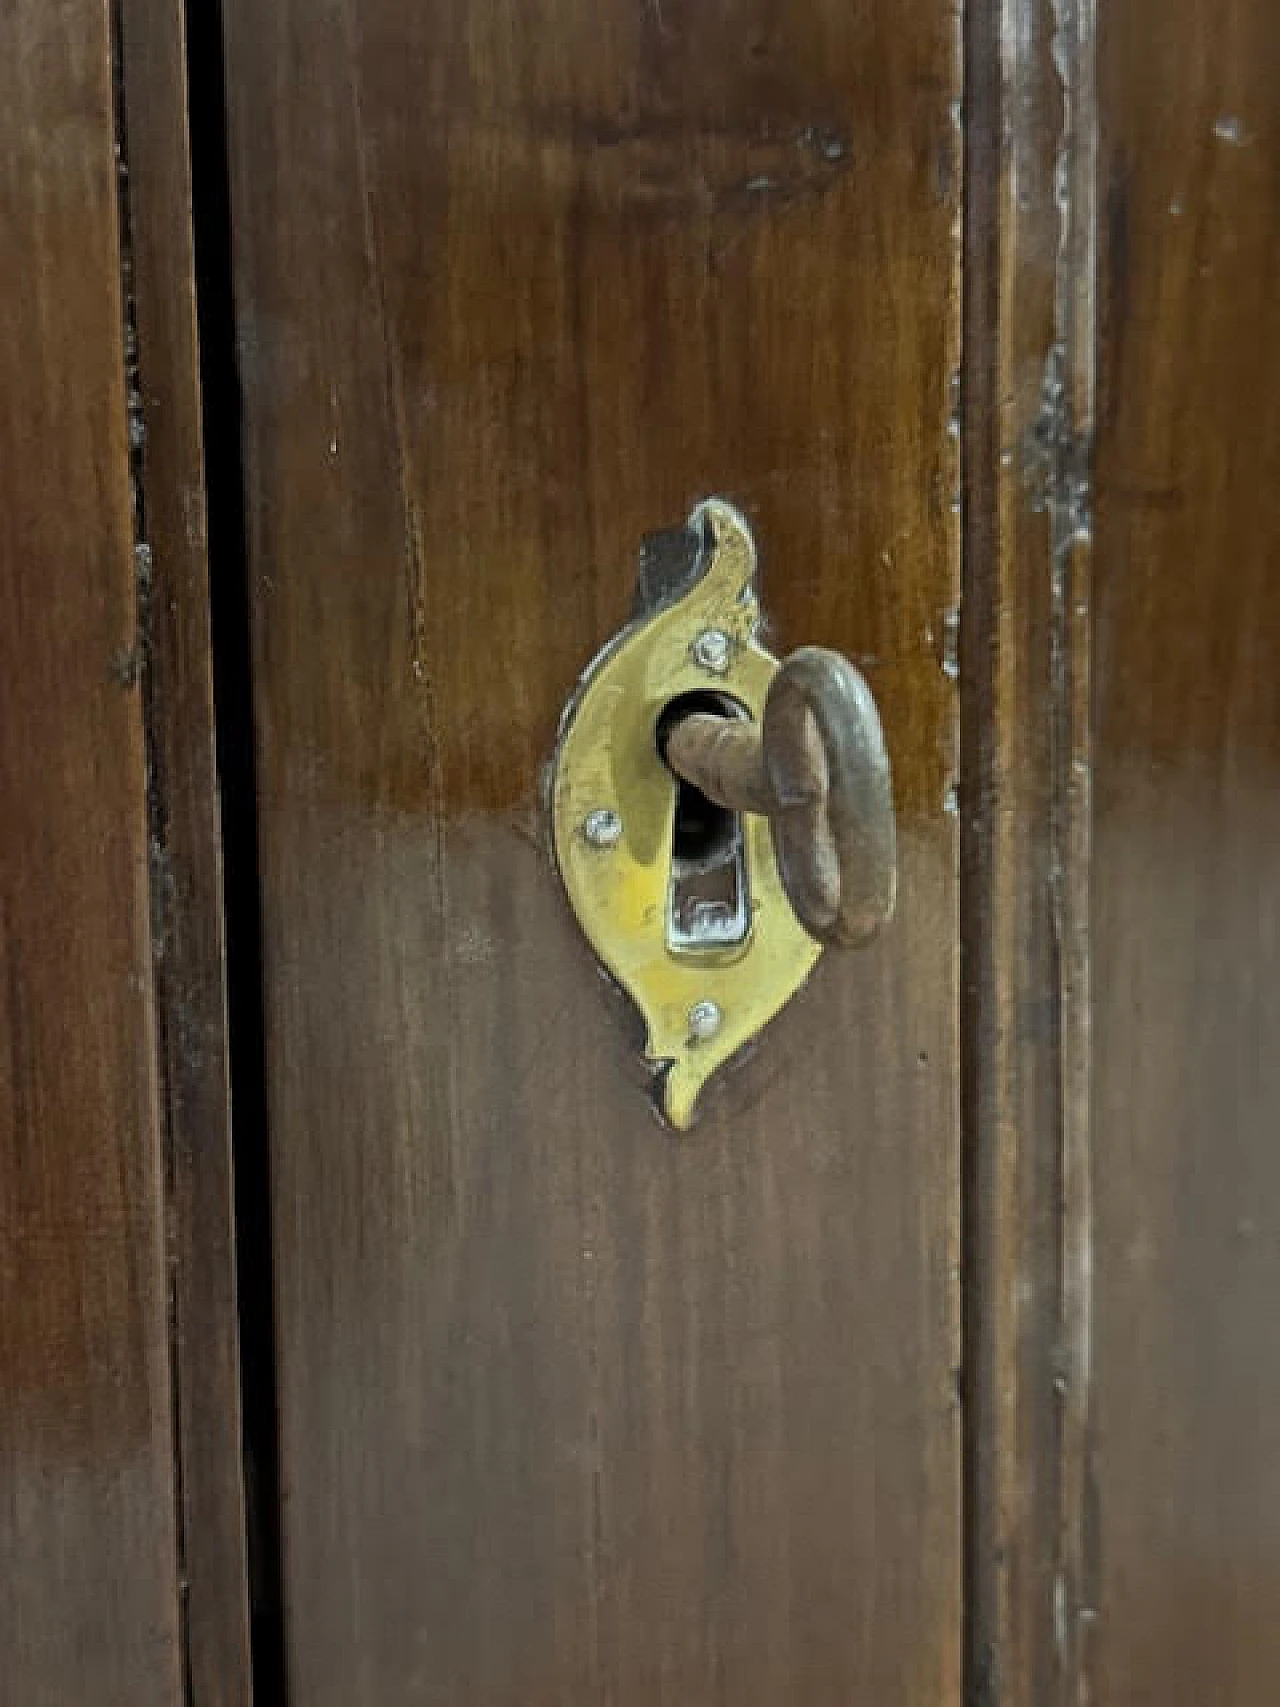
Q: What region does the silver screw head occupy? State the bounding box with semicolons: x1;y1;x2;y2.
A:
582;807;623;848
692;628;732;674
687;998;723;1041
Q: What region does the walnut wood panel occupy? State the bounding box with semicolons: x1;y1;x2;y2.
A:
218;2;962;1701
118;1;253;1700
0;7;183;1704
1089;1;1280;1701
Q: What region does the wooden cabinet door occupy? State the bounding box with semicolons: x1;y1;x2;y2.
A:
216;3;962;1702
14;1;1280;1704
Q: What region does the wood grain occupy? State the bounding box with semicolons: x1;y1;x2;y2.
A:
0;6;183;1703
218;1;962;1701
117;1;253;1700
1089;0;1280;1700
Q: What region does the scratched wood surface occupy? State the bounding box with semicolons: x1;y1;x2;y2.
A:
0;7;184;1705
1087;0;1280;1700
218;1;962;1701
961;0;1095;1702
117;1;253;1701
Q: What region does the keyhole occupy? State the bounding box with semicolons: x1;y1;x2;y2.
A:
657;691;751;951
656;691;743;866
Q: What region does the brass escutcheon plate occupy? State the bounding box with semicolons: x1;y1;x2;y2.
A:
550;499;821;1129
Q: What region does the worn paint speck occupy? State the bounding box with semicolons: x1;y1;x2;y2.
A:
110;645;142;690
940;607;960;680
798;125;848;163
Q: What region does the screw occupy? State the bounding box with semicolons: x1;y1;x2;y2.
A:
692;628;732;674
687;998;723;1041
582;807;623;848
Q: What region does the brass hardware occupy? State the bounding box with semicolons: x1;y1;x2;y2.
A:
550;498;895;1129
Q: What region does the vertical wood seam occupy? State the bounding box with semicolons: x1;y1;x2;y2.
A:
959;0;1002;1699
113;0;264;1696
106;8;192;1699
1044;2;1097;1698
963;0;1098;1700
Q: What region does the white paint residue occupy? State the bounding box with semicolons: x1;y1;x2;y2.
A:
940;606;960;680
453;925;496;966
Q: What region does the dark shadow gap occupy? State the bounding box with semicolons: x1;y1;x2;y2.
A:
183;3;288;1700
959;0;1001;1701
